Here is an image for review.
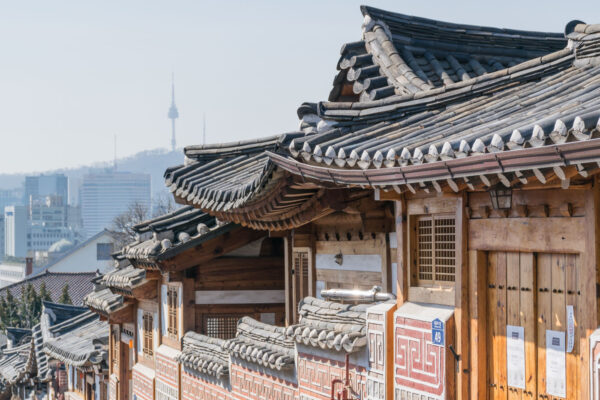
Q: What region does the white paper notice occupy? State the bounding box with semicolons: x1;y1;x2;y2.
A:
506;325;526;389
567;305;575;353
546;330;566;398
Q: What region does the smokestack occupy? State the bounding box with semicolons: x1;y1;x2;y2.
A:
25;257;33;276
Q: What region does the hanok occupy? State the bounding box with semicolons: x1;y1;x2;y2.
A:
85;206;285;400
162;6;600;400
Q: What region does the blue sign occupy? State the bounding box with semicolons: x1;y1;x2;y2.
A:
431;318;444;346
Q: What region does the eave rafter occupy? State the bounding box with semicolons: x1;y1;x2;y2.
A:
267;139;600;196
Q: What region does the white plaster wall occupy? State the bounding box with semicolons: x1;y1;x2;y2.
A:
47;233;115;273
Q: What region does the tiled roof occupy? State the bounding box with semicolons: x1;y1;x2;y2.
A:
176;332;229;378
123;206;236;266
102;266;146;291
83;288;124;315
44;315;108;369
5;328;31;347
223;317;294;371
0;342;33;394
330;6;565;102
164;136;297;212
164;9;600;226
285;297;367;353
34;302;90;381
0;272;95;306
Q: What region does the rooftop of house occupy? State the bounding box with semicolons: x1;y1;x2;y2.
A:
43;315;108;370
33;302;91;381
164;8;600;230
122;205;236;266
0;272;96;306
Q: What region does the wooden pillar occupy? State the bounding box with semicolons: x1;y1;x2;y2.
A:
468;250;487;400
394;198;407;305
283;235;293;326
455;194;469;400
581;178;600;400
183;277;195;334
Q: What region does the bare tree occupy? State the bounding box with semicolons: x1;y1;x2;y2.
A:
110;201;151;249
152;191;178;217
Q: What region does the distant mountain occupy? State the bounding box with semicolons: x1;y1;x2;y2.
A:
0;148;184;203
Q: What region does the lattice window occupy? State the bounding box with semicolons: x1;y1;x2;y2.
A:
167;286;178;338
415;214;456;285
293;250;310;301
202;315;241;339
142;312;154;357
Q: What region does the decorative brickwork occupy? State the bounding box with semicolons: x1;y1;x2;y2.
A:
297;351;367;400
393;303;454;400
109;375;118;400
366;302;395;400
155;346;180;400
230;362;298;400
132;364;154;400
181;368;231;400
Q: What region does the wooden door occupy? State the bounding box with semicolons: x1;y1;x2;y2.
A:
488;252;537;400
537;254;579;400
488;252;580;400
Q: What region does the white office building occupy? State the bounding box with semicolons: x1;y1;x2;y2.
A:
80;172;151;238
4;206;27;258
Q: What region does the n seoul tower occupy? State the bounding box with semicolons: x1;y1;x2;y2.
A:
168;74;179;151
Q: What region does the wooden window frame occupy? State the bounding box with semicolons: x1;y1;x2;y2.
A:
166;286;179;338
414;213;457;286
142;312;154;358
406;197;461;306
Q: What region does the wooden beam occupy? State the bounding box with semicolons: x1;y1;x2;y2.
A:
107;305;134;325
468;250;487;400
468;217;586;253
159;227;266;271
131;280;158;300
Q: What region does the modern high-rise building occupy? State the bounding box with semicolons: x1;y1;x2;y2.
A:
4;205;27;258
0;188;22;212
80;171;151;238
24;173;68;204
0;214;4;261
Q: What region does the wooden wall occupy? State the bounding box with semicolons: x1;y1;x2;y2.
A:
191;238;286;333
391;182;600;400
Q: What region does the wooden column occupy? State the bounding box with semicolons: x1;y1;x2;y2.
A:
468;250;487;400
394;198;407;305
455;194;469;400
183;277;195;334
283;236;293;326
580;178;600;400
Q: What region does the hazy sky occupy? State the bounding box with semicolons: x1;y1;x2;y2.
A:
1;0;598;174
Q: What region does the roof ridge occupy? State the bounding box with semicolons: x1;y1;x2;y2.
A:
360;5;564;39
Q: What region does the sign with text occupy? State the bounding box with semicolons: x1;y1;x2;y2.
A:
546;330;566;398
431;318;444;346
506;325;525;389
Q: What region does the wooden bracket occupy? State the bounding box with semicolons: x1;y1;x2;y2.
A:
560;202;573;217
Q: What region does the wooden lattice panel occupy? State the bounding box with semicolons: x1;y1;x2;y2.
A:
416;215;456;285
203;315;240;339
